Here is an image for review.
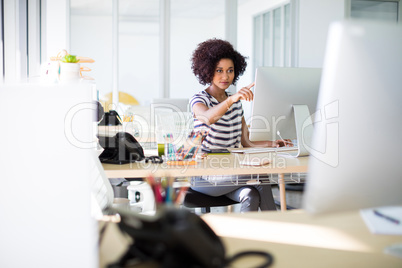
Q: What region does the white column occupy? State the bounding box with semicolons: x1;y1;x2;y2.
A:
290;0;299;67
225;0;238;48
28;0;42;78
225;0;238;94
280;5;285;67
3;0;17;82
160;0;170;98
4;0;28;82
44;0;69;60
0;2;2;83
399;1;402;24
112;0;119;108
40;0;47;64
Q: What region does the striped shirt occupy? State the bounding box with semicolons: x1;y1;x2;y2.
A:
190;90;244;149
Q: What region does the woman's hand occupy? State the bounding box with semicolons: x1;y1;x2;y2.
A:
273;139;293;147
194;82;254;125
229;82;255;103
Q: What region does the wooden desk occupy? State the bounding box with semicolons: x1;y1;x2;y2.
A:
102;153;307;178
102;153;309;211
99;210;402;268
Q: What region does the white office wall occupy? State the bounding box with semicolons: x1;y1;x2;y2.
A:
70;14;160;105
119;21;159;105
170;16;224;99
44;0;70;60
237;0;346;119
237;0;287;89
298;0;345;67
237;0;293;119
70;6;224;105
69;0;346;106
70;15;114;97
237;0;345;73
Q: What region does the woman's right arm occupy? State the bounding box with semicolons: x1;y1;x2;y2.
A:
192;101;230;125
193;83;255;125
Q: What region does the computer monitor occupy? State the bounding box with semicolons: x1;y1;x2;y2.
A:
303;20;402;214
249;67;322;156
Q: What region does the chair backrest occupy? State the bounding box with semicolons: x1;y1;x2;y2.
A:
151;98;189;113
183;188;239;213
90;150;114;218
155;111;194;147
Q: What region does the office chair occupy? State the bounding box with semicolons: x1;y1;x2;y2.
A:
151;98;190;113
183;188;239;213
183;174;279;213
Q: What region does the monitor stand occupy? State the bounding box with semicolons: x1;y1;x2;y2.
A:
293;104;314;157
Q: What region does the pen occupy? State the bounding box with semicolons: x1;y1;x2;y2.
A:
373;210;400;225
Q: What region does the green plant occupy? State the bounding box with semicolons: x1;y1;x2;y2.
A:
60;54;80;63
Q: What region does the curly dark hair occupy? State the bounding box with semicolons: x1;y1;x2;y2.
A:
191;38;247;86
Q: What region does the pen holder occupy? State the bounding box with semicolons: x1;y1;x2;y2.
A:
146;176;189;207
163;130;206;163
164;141;199;162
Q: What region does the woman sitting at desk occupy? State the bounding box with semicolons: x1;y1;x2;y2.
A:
190;38;292;212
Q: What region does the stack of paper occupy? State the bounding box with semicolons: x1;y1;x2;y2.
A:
360;206;402;235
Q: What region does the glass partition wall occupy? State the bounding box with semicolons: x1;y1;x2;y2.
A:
70;0;225;106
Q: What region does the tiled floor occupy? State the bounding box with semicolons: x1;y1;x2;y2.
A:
272;184;305;210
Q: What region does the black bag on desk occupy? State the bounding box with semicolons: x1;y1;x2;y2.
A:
98;110;122;126
98;132;145;164
107;207;274;268
108;207;226;268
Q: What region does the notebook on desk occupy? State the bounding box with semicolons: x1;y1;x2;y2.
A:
231;146;298;154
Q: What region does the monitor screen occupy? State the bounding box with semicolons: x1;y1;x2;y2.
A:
303;20;402;214
249;67;322;156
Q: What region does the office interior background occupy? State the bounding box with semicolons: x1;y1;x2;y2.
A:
1;1;401;267
2;0;400;119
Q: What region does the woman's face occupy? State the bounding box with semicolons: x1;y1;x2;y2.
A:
211;58;234;90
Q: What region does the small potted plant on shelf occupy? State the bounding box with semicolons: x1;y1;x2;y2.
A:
59;54;81;82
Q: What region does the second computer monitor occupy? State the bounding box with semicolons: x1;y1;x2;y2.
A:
249;67;322;155
303;20;402;214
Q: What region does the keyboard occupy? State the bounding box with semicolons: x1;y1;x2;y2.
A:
231;146;298;154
